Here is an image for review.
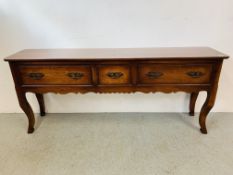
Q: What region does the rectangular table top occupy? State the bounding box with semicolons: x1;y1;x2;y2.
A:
4;47;229;61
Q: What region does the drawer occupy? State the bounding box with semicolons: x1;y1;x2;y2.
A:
19;65;92;85
138;64;212;84
98;65;131;85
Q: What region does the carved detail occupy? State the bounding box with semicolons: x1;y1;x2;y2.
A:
24;89;205;94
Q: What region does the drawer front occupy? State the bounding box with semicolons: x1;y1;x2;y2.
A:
138;64;212;84
19;65;92;85
98;65;131;85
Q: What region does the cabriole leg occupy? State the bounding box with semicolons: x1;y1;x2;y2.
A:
16;91;35;134
189;92;199;116
199;90;217;134
35;93;46;116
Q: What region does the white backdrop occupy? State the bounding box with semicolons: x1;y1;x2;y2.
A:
0;0;233;113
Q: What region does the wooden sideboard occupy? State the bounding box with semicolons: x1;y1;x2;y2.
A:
4;47;229;134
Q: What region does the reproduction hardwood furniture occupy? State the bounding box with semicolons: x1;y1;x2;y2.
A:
4;47;229;134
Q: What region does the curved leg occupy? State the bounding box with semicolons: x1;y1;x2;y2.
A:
199;90;217;134
189;92;199;116
16;91;35;134
35;93;46;116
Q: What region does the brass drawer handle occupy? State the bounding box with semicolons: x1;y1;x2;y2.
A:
186;71;204;78
67;72;84;79
146;72;163;79
28;73;44;80
107;72;123;79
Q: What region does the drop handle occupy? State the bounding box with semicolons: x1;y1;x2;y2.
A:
146;72;163;79
107;72;123;79
28;73;44;80
186;71;204;78
67;72;84;79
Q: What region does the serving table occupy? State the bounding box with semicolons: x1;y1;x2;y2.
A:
4;47;229;134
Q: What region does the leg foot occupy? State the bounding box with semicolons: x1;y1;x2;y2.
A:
40;111;46;117
28;127;35;134
200;128;207;134
189;111;195;116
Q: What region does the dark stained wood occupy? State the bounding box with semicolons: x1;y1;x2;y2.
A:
35;93;46;116
199;61;223;134
138;64;212;84
4;47;229;134
19;65;92;85
189;92;199;116
16;90;35;133
98;65;131;85
5;47;228;61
